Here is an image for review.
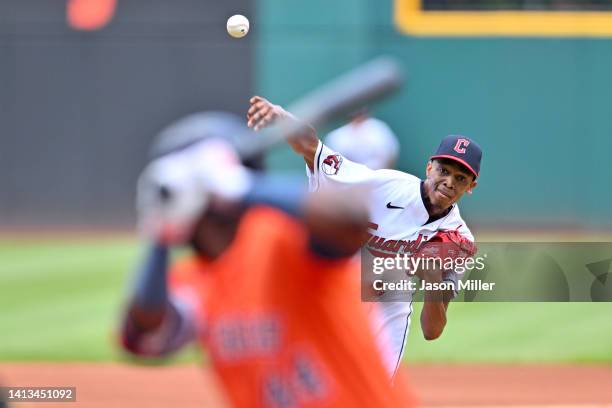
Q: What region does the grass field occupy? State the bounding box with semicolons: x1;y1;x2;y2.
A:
1;237;612;363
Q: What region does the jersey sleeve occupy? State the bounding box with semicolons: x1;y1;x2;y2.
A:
306;141;377;192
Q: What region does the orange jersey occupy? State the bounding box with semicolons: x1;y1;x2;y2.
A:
170;206;414;408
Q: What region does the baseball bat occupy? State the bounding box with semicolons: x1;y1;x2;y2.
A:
237;56;403;159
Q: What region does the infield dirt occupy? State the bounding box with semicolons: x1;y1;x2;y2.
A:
2;363;611;407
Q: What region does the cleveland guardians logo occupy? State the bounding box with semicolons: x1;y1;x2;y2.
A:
454;138;470;154
322;154;343;175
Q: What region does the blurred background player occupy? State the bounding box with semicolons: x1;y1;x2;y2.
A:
324;108;400;170
247;96;481;378
119;112;414;407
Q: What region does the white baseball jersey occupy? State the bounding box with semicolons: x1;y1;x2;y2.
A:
324;117;400;170
307;141;474;377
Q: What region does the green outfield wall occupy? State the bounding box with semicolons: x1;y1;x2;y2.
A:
256;0;612;229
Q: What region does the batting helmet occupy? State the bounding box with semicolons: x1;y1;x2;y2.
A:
149;111;265;170
137;111;259;244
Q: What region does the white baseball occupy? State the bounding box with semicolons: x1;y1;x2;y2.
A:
226;14;249;38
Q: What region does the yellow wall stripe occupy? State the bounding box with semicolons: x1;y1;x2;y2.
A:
395;0;612;37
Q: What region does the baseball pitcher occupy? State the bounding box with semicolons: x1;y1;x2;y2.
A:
247;96;482;377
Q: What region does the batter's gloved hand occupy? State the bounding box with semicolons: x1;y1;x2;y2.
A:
136;138;252;245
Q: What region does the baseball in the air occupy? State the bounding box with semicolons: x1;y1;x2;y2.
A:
226;15;249;38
